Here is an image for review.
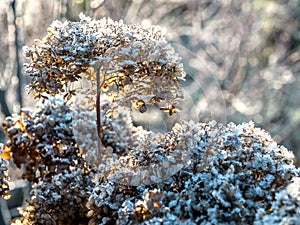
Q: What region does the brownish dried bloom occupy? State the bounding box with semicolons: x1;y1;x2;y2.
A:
1;97;81;183
12;168;94;225
24;13;185;114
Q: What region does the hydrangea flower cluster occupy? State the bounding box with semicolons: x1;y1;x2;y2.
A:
0;14;299;225
23;13;185;114
1;98;81;183
254;177;300;225
8;115;299;224
12;167;94;225
87;121;299;224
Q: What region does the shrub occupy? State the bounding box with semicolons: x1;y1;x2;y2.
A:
0;14;299;225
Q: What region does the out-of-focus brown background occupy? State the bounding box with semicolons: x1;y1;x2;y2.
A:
1;0;300;167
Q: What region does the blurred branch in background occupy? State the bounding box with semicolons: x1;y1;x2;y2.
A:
11;0;23;110
0;89;10;118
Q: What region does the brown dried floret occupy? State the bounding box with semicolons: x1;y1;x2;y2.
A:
0;144;10;199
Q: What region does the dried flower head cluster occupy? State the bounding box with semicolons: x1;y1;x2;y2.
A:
3;97;298;224
12;168;94;225
3;98;95;225
1;97;81;183
254;177;300;225
86;121;299;224
24;13;185;114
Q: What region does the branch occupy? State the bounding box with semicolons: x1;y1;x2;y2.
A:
0;89;11;117
11;0;23;110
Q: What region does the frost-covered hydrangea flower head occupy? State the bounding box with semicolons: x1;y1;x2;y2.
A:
23;13;185;114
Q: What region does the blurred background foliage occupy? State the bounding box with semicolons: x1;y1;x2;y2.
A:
1;0;300;166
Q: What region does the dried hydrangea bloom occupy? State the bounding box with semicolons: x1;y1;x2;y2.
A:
254;177;300;225
11;168;94;225
97;126;191;186
165;121;299;224
24;13;185;114
87;121;299;224
1;97;81;182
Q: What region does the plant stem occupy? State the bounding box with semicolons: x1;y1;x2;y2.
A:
96;69;102;164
